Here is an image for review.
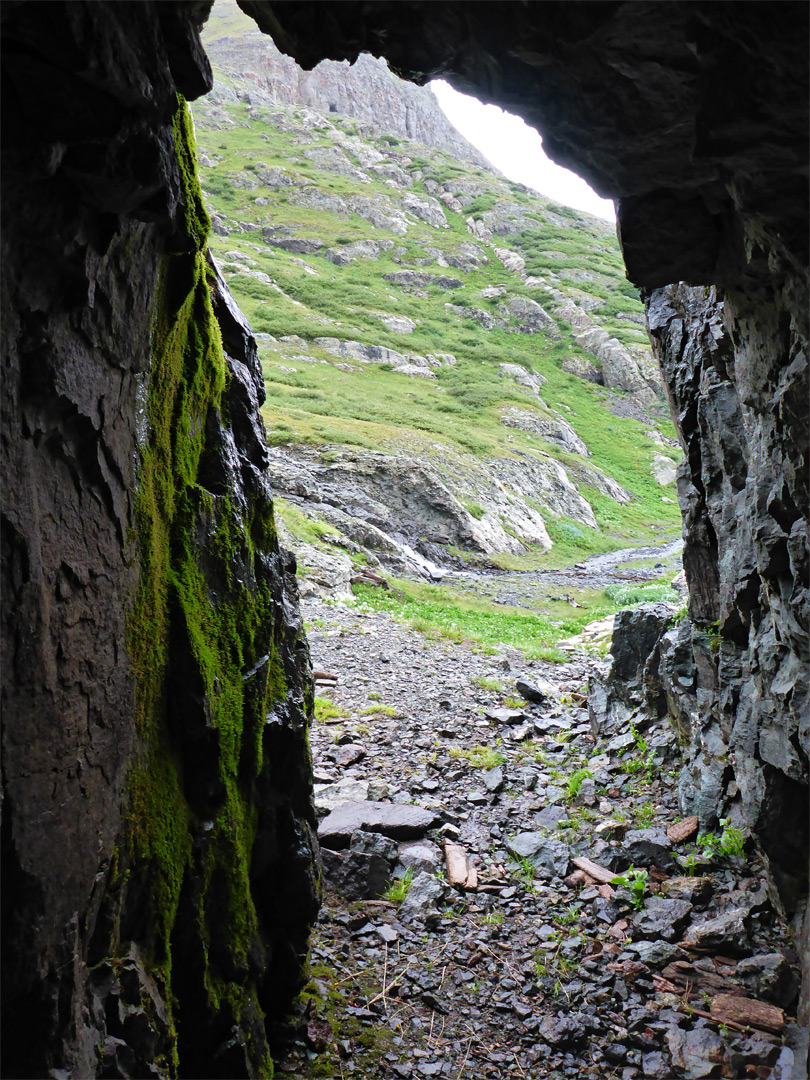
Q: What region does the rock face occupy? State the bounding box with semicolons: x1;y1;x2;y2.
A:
204;13;493;168
1;4;318;1076
646;283;809;913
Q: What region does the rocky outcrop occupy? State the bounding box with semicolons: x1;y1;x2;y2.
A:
1;4;317;1076
204;15;493;168
646;283;808;915
2;0;809;1074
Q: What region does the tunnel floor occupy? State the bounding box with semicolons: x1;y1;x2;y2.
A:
270;593;800;1079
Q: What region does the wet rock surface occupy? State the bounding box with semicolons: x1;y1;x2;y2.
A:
274;598;802;1078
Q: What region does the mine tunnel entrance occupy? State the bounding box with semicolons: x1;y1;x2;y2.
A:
1;1;806;1078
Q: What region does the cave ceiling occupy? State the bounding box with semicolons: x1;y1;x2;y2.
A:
235;0;809;290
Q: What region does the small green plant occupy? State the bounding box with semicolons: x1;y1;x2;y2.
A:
483;911;504;926
474;675;504;692
637;802;655;827
383;868;414;904
566;768;593;800
361;702;400;717
314;696;346;722
611;866;648;910
697;818;747;860
679;850;699;873
448;745;505;770
511;854;536;889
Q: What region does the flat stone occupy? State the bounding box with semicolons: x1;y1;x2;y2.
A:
484;707;527;725
626;939;689;967
314;778;370;812
318;801;441;849
534;804;568;832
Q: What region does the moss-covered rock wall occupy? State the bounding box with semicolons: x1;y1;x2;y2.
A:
1;5;318;1076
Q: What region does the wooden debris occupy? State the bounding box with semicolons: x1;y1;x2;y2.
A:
571;855;616;884
667;815;699;844
709;994;785;1035
350;571;389;589
661;960;739;997
444;841;477;890
313;669;339;682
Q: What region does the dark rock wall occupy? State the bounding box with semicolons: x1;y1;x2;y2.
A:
1;3;317;1076
646;279;809;897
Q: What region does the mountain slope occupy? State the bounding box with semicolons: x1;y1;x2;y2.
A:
191;5;682;591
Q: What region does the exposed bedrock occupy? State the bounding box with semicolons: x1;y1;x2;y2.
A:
1;2;317;1077
646;281;808;911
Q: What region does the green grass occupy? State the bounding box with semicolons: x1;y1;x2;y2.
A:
190;77;683;576
360;702;400;717
383;868;414;903
314;696;346;721
449;745;505;770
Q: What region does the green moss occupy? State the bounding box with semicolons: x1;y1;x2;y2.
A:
123;96;289;1076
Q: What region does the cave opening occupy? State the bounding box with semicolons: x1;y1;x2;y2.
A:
1;1;807;1077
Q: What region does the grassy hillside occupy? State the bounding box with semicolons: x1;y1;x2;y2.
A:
190;25;682;589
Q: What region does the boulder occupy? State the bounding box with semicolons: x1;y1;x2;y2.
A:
631;898;694;941
493;247;526;273
321;848;390;900
318;801;442;849
399;870;446;922
398;841;442;875
499;296;560;336
515;677;556;705
500;407;589;455
505;832;570;876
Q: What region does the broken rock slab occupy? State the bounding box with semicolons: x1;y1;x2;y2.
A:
398;841;442;876
631;898;694;942
515;677;556;705
399;871;446;922
314;778;370;813
321;849;390;901
506;832;570;876
318;801;442;849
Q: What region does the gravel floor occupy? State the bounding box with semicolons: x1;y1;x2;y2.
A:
270;596;803;1080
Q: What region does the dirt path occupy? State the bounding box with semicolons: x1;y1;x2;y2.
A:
270;593;800;1080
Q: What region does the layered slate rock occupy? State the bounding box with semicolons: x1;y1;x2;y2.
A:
318;801;442;848
1;4;318;1076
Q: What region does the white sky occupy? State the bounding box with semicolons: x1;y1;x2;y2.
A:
431;80;615;222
